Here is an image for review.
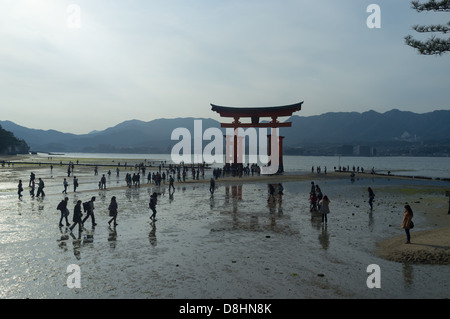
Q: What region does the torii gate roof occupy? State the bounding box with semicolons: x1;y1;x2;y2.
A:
211;101;303;127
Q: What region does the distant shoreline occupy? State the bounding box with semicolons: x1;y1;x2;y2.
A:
2;153;450;182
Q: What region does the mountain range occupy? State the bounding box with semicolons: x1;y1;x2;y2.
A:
1;109;449;155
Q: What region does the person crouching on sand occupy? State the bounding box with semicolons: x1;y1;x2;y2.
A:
402;204;414;244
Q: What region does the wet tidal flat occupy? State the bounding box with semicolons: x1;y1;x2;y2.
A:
0;164;449;299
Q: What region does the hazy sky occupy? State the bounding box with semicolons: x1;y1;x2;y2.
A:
1;0;449;134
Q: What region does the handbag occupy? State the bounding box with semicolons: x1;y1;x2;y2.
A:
409;220;414;229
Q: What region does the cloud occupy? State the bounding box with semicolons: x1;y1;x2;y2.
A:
0;0;448;133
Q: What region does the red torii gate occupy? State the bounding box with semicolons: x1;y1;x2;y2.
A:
211;101;303;173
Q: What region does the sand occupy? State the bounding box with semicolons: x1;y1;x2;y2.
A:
376;199;450;265
377;226;450;264
1;155;450;299
149;170;450;267
220;172;450;267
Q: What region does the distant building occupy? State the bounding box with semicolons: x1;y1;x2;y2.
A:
337;144;376;156
337;145;354;155
354;145;373;156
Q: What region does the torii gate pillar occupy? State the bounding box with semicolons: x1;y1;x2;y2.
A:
268;135;285;173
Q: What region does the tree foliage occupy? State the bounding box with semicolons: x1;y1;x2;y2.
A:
0;125;30;154
405;0;450;55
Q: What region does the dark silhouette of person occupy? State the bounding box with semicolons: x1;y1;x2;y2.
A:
108;196;118;227
36;178;45;197
18;180;23;199
82;196;97;227
368;187;375;210
70;200;83;233
57;197;70;227
149;192;158;221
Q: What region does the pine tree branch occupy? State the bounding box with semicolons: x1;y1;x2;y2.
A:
411;0;450;12
405;34;450;55
412;22;450;33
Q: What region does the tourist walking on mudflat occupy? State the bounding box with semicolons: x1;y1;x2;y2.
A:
368;187;375;210
402;204;414;244
29;172;35;187
149;192;158;221
316;185;323;209
36;178;45;198
18;180;23;199
82;196;97;227
73;176;79;192
320;195;330;224
310;181;315;195
169;175;175;192
309;192;317;212
62;178;68;194
70;200;83;233
57;197;70;227
29;180;35;198
108;196;118;227
100;174;107;189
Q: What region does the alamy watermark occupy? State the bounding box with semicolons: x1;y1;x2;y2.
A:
67;4;82;29
366;264;381;288
170;120;280;174
66;264;81;288
366;4;381;29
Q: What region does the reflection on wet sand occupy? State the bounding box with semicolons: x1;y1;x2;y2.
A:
108;226;117;248
318;225;330;250
216;184;293;234
70;231;82;260
149;221;157;247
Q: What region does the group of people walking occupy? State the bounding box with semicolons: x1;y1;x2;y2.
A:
18;172;46;199
307;182;413;243
57;196;100;232
18;165;415;245
60;176;80;194
56;192;159;233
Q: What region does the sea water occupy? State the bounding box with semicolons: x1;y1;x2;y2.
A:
40;153;450;179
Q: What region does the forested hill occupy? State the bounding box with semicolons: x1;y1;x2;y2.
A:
0;125;29;155
1;109;449;155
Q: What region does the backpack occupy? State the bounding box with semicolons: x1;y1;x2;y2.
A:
83;201;90;212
